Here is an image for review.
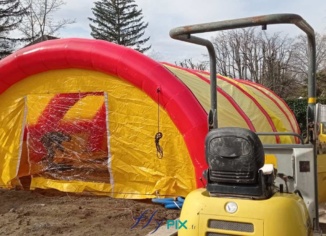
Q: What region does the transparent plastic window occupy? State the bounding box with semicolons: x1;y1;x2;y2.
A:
25;92;110;183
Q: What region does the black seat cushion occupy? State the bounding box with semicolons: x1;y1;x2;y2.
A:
205;127;265;184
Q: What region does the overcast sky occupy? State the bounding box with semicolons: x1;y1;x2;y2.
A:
53;0;326;63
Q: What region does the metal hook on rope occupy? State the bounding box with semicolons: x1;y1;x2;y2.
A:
155;87;163;159
155;132;163;158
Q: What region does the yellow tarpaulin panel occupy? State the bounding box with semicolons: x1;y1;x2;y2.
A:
164;64;298;144
0;97;25;187
164;64;251;130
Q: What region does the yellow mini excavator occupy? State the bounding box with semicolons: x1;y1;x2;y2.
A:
170;14;322;236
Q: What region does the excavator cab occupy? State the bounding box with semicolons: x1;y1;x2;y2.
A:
170;14;320;236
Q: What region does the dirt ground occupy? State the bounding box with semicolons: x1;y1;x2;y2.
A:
0;188;180;236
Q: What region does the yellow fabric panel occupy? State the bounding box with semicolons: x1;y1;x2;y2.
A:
26;96;52;125
164;65;250;130
106;81;195;198
0;97;25;187
167;65;276;143
206;74;276;143
165;65;294;144
0;69;196;198
245;83;297;129
30;177;113;194
164;65;210;110
236;81;296;143
224;77;293;144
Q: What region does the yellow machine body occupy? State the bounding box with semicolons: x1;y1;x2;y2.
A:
318;123;326;141
318;122;326;154
178;188;312;236
170;13;319;236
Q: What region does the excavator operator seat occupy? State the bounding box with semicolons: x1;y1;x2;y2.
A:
205;127;273;198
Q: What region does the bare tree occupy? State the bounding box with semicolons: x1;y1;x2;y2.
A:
285;33;326;98
0;0;27;58
175;58;208;71
18;0;75;42
259;32;296;95
147;49;164;61
290;33;326;82
211;28;298;98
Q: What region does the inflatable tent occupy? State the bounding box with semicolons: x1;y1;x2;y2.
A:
0;38;299;198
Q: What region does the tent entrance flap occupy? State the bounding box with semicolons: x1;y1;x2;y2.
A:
21;92;110;186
